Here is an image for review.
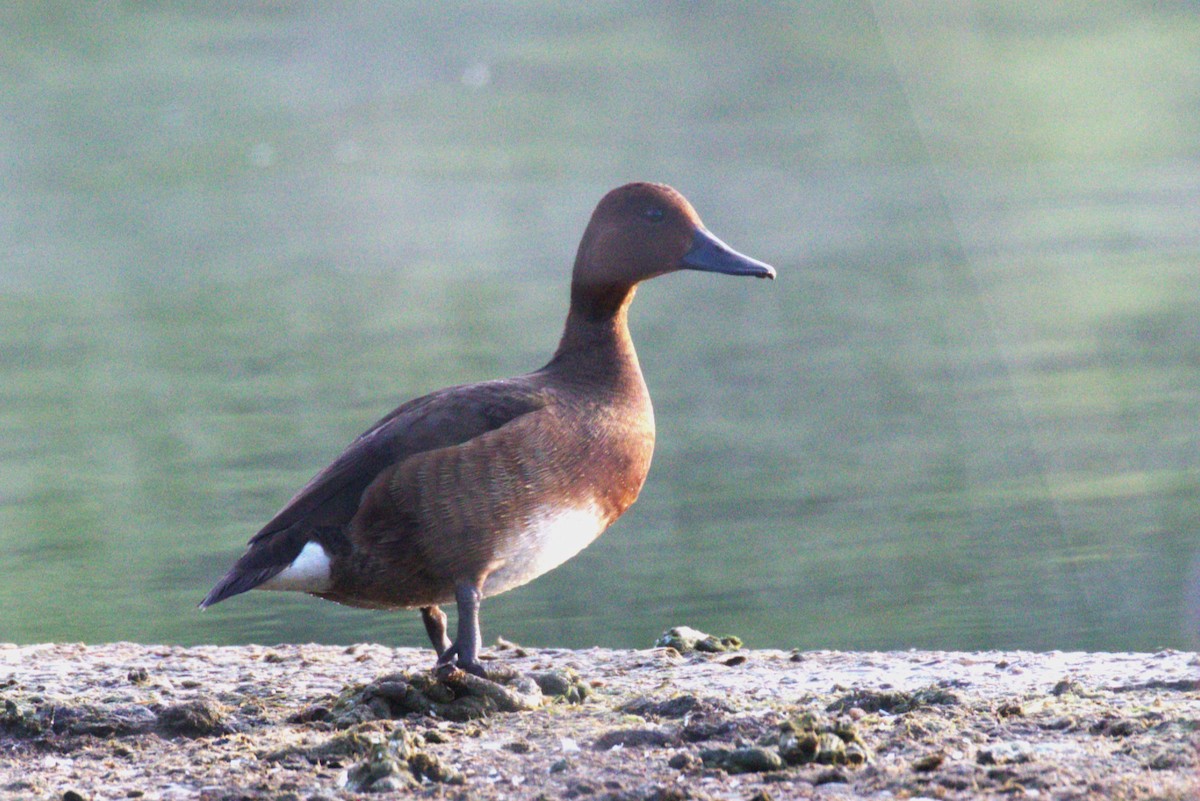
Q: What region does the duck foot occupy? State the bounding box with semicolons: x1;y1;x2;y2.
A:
434;652;488;679
428;582;487;677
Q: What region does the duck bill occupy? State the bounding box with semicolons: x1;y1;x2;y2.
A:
681;227;776;279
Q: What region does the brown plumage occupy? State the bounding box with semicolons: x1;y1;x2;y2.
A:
201;182;775;675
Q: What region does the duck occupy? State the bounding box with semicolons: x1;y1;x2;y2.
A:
200;182;775;676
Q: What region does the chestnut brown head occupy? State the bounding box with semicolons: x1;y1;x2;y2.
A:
571;183;775;303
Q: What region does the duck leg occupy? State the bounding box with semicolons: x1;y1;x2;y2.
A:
434;582;487;677
420;605;452;658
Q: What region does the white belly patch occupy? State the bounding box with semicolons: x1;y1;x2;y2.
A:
484;504;607;596
258;541;332;593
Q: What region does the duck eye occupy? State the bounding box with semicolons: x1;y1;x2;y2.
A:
642;206;665;224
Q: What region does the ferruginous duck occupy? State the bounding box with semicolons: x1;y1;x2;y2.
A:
200;182;775;676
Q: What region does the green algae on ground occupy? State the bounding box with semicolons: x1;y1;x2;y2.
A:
343;740;420;793
692;710;874;775
263;725;381;765
778;712;871;767
342;726;464;792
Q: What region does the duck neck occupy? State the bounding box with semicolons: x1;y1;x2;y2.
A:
546;283;645;392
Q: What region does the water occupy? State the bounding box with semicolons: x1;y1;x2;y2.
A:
1;3;1197;653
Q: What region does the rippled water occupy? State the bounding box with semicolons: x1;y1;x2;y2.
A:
2;3;1197;652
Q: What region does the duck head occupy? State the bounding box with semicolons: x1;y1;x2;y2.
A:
570;183;775;316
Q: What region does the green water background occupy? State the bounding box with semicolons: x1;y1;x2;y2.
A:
2;2;1197;652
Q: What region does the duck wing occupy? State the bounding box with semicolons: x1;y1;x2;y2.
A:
199;378;549;607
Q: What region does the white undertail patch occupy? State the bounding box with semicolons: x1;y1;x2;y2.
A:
258;541;332;593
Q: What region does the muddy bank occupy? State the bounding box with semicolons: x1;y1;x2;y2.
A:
1;639;1197;800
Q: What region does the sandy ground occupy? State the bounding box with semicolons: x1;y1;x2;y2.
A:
1;638;1197;800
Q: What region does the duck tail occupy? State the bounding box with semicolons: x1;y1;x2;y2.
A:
198;527;310;609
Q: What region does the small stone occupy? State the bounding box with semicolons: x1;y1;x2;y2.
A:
912;752;945;772
997;702;1024;718
62;791;87;801
529;670;589;703
126;668;148;685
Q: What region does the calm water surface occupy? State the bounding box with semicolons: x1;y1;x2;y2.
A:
1;3;1198;652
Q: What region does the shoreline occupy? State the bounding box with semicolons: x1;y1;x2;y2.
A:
2;642;1197;799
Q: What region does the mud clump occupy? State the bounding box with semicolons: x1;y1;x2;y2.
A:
1;698;48;738
2;697;159;739
826;685;959;715
340;726;464;792
686;712;872;776
156;697;233;737
343;741;419;793
264;726;380;765
699;745;784;774
620;693;732;720
305;667;558;726
655;626;743;655
594;727;676;750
